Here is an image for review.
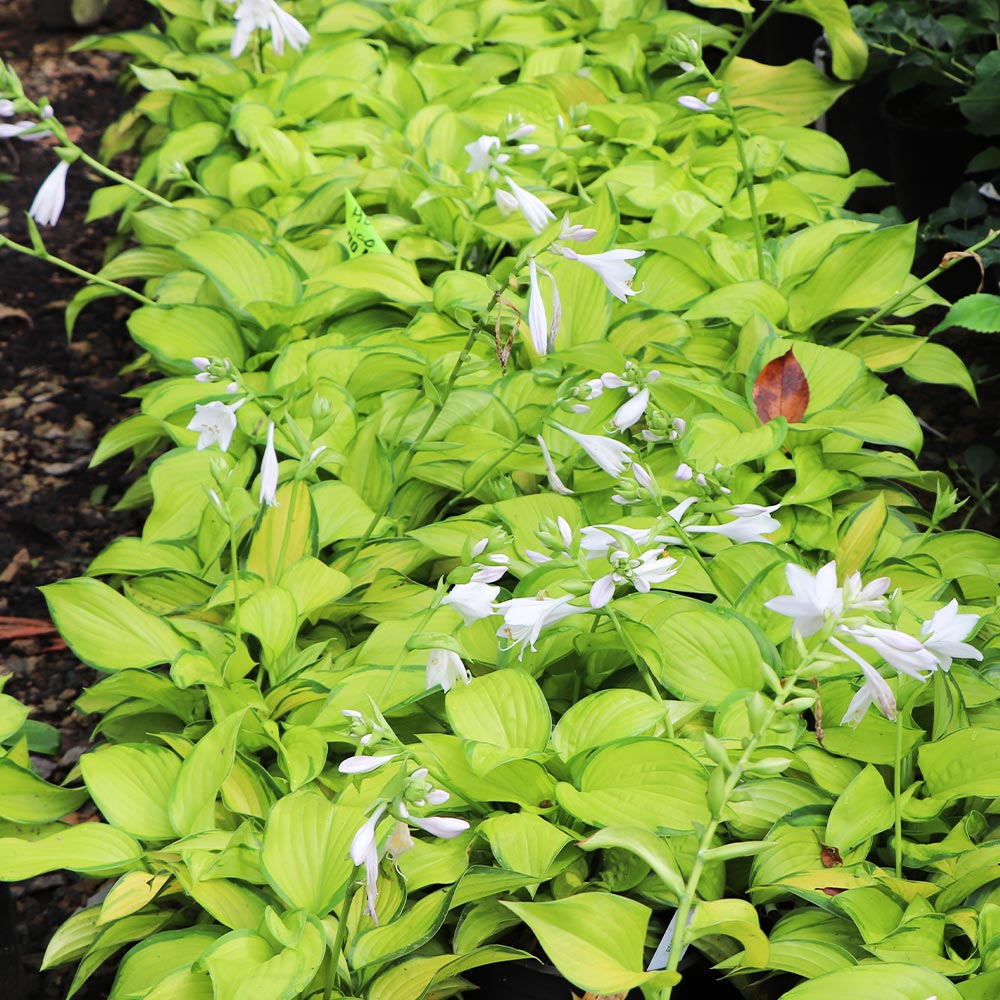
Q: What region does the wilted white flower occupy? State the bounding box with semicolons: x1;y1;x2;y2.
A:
505;176;555;234
259;420;279;507
552;422;634;477
556;245;643;302
28;159;70;227
837;649;898;726
765;561;843;638
536;435;574;495
225;0;310;58
678;91;720;113
496;594;586;659
920;599;982;671
425;648;470;692
350;804;387;923
441;581;500;625
686;503;780;544
844;624;937;680
186;399;245;452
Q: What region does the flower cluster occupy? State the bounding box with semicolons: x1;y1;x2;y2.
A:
339;720;469;923
223;0;310;59
767;561;982;725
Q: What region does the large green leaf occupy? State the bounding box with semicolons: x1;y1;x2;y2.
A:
479;813;573;881
787;224;917;330
621;595;768;707
824;764;894;853
176;229;302;313
81;744;181;840
501;895;680;995
0;758;88;823
0;822;142;878
168;711;244;835
260;789;359;915
446;670;551;752
555;738;710;833
350;887;454;969
42;578;188;672
780;962;962;999
551;689;664;760
128;305;247;373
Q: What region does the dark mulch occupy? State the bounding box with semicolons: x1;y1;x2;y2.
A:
1;4;152;999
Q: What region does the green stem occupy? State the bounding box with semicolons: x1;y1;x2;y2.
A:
894;701;904;878
840;228;1000;349
341;290;503;571
716;0;782;76
723;105;766;281
0;234;155;306
273;477;301;578
606;606;666;707
228;522;242;644
325;885;355;999
75;149;173;208
661;659;812;992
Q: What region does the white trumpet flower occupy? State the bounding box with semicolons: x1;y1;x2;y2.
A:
225;0;310;58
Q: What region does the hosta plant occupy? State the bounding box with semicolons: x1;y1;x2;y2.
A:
1;2;1000;1000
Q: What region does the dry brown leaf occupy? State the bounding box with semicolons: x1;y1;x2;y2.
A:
752;349;810;425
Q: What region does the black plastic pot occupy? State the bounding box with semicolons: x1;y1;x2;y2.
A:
464;953;747;1000
881;90;993;221
34;0;116;29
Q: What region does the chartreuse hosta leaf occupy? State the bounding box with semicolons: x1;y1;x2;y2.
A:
195;910;326;1000
556;738;710;833
168;711;245;836
106;927;223;1000
0;693;29;742
0;822;142;879
81;743;181;840
260;789;360;915
621;594;769;707
445;669;551;752
99;871;171;924
175;229;302;315
0;757;87;822
246;481;319;585
479;813;574;883
42;577;188;672
688;898;769;966
780;962;963;999
825;764;894;854
551;689;665;760
502;894;680;995
128;304;247;373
